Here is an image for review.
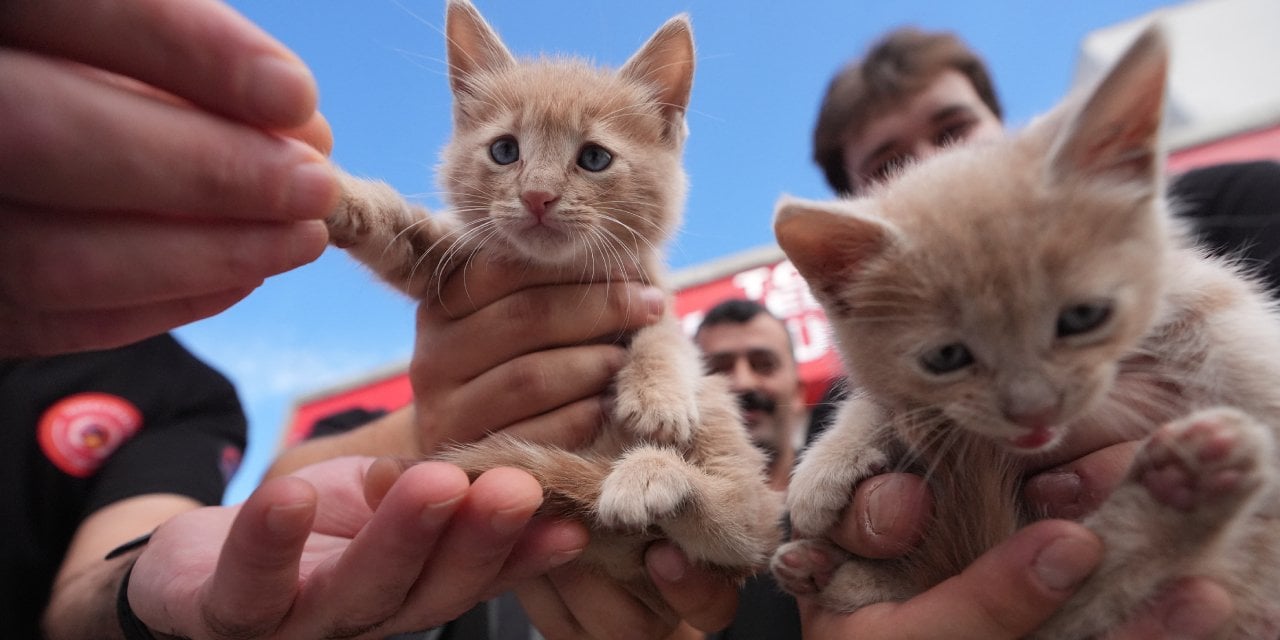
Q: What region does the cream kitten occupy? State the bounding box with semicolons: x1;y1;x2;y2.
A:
770;26;1280;638
326;0;781;619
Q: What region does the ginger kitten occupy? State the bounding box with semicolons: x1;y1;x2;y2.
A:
771;26;1280;638
326;0;781;620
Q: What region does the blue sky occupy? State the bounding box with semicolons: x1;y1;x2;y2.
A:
187;0;1178;502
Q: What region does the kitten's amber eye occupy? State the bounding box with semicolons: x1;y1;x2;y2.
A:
489;136;520;165
577;144;613;172
1056;302;1112;338
920;343;974;375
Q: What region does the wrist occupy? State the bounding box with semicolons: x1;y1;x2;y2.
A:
116;561;158;640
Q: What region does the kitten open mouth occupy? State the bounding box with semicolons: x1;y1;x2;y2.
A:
1008;426;1055;451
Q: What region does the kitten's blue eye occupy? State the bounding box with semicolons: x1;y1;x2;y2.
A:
489;136;519;165
577;144;612;172
1056;302;1112;338
920;343;974;375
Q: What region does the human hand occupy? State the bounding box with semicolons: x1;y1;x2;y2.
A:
800;519;1233;639
0;0;339;357
820;440;1234;637
516;541;739;639
129;456;588;639
407;257;666;454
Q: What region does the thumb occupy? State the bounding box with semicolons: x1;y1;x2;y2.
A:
804;520;1102;639
199;476;317;638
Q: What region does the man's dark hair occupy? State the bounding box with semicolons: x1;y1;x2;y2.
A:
696;298;773;333
813;27;1004;195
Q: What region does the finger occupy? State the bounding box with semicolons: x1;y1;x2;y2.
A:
515;575;585;638
199;476;317;640
647;542;740;632
416;281;663;380
2;287;253;358
831;473;931;559
1101;577;1233;640
0;210;327;311
0;0;317;127
400;468;545;621
546;563;675;640
430;257;651;320
500;396;610;449
419;346;624;446
1025;441;1140;519
362;456;417;511
295;462;472;638
495;516;589;586
0;53;337;219
806;520;1102;639
284;112;335;157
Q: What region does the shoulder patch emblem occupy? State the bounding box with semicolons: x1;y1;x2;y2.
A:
38;392;143;478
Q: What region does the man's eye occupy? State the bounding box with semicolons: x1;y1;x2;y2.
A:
703;355;733;375
748;352;780;375
935;120;975;147
870;155;910;182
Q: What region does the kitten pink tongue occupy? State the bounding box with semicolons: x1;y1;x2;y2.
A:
1010;427;1053;450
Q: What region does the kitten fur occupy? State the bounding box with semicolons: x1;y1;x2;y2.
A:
325;0;782;619
770;26;1280;639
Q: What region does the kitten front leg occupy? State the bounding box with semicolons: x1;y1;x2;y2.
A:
326;171;457;300
786;396;895;537
612;316;702;445
1033;407;1277;639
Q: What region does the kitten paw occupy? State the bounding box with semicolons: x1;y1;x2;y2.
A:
597;447;694;529
613;383;699;446
770;539;842;596
1135;407;1272;514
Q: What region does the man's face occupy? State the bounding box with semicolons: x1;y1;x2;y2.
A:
841;69;1004;193
695;314;805;457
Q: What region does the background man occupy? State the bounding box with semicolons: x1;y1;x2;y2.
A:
694;298;807;492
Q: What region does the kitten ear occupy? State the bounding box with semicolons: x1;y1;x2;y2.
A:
774;196;894;289
620;15;695;137
445;0;516;97
1047;25;1168;186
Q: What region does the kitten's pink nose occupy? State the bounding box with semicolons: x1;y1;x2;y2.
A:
521;190;560;221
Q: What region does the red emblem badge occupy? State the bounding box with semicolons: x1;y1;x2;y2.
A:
38;392;143;478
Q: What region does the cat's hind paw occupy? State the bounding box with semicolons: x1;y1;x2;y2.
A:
597;447;695;530
1135;407;1273;517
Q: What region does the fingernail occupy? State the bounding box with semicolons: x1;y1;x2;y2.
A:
639;286;665;320
286;161;339;220
1164;594;1229;639
265;501;313;538
419;494;465;529
648;544;688;582
288;220;329;268
866;476;904;536
1029;471;1084;519
548;546;585;568
1033;534;1100;592
490;505;533;537
249;56;317;125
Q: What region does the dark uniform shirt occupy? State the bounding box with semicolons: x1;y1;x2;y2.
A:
0;334;247;637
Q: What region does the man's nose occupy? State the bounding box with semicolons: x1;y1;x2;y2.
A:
727;357;758;391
